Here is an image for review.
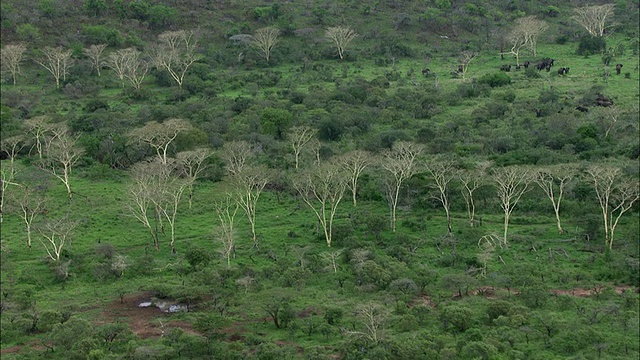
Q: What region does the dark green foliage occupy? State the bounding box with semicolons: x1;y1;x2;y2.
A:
478;72;511;88
318;117;345;141
0;2;639;359
184;245;211;269
440;305;474;332
460;341;498;360
82;25;124;46
260;107;292;140
323;307;343;325
576;35;607;56
455;80;491;99
84;0;107;17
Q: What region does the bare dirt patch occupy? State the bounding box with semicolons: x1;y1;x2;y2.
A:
99;291;200;339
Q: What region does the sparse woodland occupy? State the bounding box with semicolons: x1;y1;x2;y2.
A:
1;1;639;359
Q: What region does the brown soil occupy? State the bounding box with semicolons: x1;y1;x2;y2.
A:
99;291;201;339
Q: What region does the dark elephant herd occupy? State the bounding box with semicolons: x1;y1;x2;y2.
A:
421;59;625;78
496;58;625;77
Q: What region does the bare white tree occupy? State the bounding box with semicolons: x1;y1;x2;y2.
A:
379;141;424;232
152;160;190;254
337;150;373;207
231;165;272;249
344;302;387;344
149;30;200;88
24;116;53;159
251;27;280;64
128;118;192;165
123;48;149;90
13;185;47;251
219;141;254;176
213;193;239;269
492;166;532;246
534;165;576;234
458;50;477;80
325;26;358;60
83;44;107;77
288;126;317;169
292;162;348;247
320;248;344;273
111;254;131;277
458;162;490;228
503;16;548;66
586;164;640;249
35;46;74;88
176;147;212;209
107;47;148;89
1;43;28;84
38;216;79;262
127;160;161;250
0;135;25;225
38;126;84;200
572;4;616;37
425;158;456;234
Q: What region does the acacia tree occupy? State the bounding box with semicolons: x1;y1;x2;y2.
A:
1;43;28;84
379;141;424;232
107;48;130;86
213;194;238;269
149;30;200;88
292;162;347;247
38;216;79;262
83;44;107;77
320;249;344;273
288;126;317;169
572;4;615;37
337;150;373;207
24;115;53;159
534;165;576;234
107;47;148;89
425;159;456;235
503;16;548;66
128;118;192;165
218;141;253;176
152;159;190;254
586;165;640;249
176;148;212;209
306;139;322;167
13;185;47;251
458;163;489;228
35;46;74;88
230;165;272;249
251;27;280;64
458;51;477;80
127;160;160;250
38;127;84;200
0;135;25;225
123;48;149;90
325;26;358;60
492;166;532;246
345;302;388;344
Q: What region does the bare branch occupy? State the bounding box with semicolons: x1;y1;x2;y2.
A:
325;26;358;60
1;43;28;84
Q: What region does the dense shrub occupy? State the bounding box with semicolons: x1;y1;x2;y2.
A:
576;35;607;55
478;72;511;87
82;25;124;46
455;80;491;99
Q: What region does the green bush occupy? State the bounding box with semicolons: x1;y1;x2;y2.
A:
82;25;124;46
455;80;491;98
576;35;607;56
478;72;511;87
